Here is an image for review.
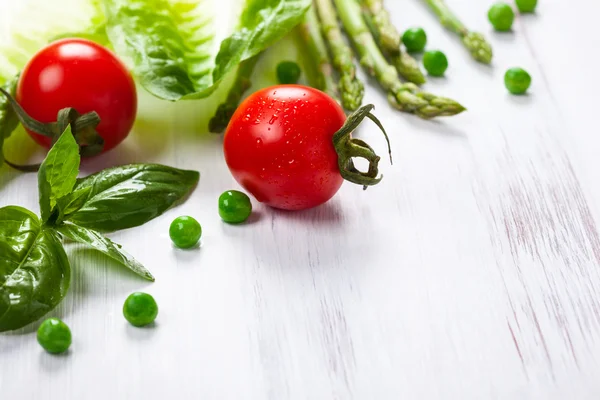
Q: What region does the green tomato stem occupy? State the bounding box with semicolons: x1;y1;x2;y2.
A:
333;104;392;188
0;86;104;171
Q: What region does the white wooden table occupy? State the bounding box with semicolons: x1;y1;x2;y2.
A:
1;0;599;399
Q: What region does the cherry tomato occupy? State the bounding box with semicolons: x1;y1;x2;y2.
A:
16;38;137;153
224;85;346;211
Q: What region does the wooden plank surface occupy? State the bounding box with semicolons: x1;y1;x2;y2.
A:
1;0;599;399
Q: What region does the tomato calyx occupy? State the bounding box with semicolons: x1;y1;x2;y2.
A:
0;86;104;171
333;104;392;189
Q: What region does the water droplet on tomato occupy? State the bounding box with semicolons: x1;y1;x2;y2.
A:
256;138;263;145
269;115;278;124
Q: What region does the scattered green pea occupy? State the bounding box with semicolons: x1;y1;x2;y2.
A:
37;318;72;354
504;67;531;94
401;27;427;52
488;3;515;31
422;50;448;77
123;292;158;327
169;216;202;249
219;190;252;224
276;61;302;84
515;0;537;13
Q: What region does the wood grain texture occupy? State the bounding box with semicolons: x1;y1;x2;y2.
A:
1;0;600;399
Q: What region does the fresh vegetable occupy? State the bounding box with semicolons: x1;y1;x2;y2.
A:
424;0;493;64
423;50;448;76
123;292;159;327
169;216;202;249
360;2;425;85
402;28;427;52
488;3;515;31
0;206;70;332
16;38;136;153
277;61;302;84
0;77;19;168
504;67;531;94
209;54;262;134
0;0;106;83
103;0;311;101
334;0;465;118
515;0;537;13
64;164;199;232
37;318;72;354
224;85;391;210
0;129;199;332
314;0;365;110
219;191;253;223
295;5;339;102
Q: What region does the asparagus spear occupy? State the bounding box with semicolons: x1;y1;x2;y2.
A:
208;54;261;133
333;0;465;118
424;0;492;64
314;0;364;110
295;5;340;102
360;0;426;85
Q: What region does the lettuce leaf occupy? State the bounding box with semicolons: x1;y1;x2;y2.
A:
103;0;311;100
0;0;105;85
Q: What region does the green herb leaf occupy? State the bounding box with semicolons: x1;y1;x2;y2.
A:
103;0;310;101
55;186;93;223
65;164;199;232
38;127;80;223
0;76;20;166
56;223;154;281
0;206;70;332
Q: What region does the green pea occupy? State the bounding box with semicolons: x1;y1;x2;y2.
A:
401;27;427;52
169;216;202;249
123;292;158;327
276;61;302;84
515;0;537;13
37;318;72;354
219;190;252;224
504;67;531;94
488;3;515;31
422;50;448;77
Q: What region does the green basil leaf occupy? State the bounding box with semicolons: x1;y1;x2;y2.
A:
55;186;93;223
38;126;80;223
56;223;154;281
103;0;310;101
0;206;71;332
0;76;20;166
65;164;199;232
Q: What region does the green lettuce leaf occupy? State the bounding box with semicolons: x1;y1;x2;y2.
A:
103;0;311;100
0;0;105;84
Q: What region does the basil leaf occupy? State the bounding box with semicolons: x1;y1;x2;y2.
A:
0;76;20;166
56;223;154;281
55;186;93;223
38;127;80;223
103;0;310;101
0;206;71;332
65;164;199;232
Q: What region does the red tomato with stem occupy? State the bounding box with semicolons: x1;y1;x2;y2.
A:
17;38;137;153
224;85;389;211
